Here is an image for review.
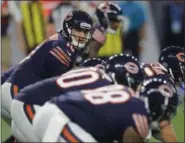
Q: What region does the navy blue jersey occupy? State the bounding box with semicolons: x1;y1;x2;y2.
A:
49;85;150;142
7;33;78;89
15;67;113;105
1;65;17;85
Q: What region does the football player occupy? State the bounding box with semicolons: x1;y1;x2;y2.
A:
11;67;113;142
106;53;144;91
139;76;178;142
83;2;123;59
32;76;178;142
141;62;180;141
159;46;185;104
1;10;94;123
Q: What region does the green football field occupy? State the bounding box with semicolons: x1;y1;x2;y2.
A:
1;105;184;142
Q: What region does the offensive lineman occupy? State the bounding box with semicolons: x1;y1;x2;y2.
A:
159;46;185;103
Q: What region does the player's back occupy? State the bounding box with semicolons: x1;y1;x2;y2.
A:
7;33;78;89
50;84;149;142
16;67;114;106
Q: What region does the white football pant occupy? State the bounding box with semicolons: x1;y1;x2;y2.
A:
33;102;97;142
1;82;15;125
11;99;41;142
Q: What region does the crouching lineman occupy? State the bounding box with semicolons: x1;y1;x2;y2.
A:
10;67;113;142
32;76;178;142
1;10;94;125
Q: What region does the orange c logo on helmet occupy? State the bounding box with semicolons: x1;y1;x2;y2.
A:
124;62;139;74
159;85;173;98
176;52;185;63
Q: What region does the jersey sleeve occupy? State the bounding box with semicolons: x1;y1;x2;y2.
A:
129;100;150;139
115;99;150;139
92;25;106;45
15;77;61;106
131;112;150;139
45;41;73;77
1;65;17;85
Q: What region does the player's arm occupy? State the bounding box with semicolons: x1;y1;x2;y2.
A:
87;28;106;58
1;65;17;85
159;120;178;142
87;39;102;58
123;127;146;143
15;77;60;105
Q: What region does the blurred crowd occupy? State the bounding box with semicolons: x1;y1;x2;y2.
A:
1;0;184;71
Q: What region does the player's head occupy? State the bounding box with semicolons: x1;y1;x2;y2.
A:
62;10;93;50
106;53;144;91
96;2;123;33
81;58;107;70
139;75;178;128
158;46;185;90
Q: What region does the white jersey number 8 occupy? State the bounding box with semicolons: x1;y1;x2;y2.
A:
84;90;131;105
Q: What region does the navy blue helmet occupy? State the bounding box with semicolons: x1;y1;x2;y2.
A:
81;58;107;70
61;10;94;50
139;75;178;125
159;46;185;88
96;2;123;31
106;53;144;91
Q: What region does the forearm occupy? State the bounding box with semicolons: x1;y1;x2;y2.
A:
87;40;102;58
160;121;177;142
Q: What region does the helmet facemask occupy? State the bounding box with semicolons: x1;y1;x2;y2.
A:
67;26;93;51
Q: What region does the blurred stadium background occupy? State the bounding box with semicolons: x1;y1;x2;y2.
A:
1;0;184;142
